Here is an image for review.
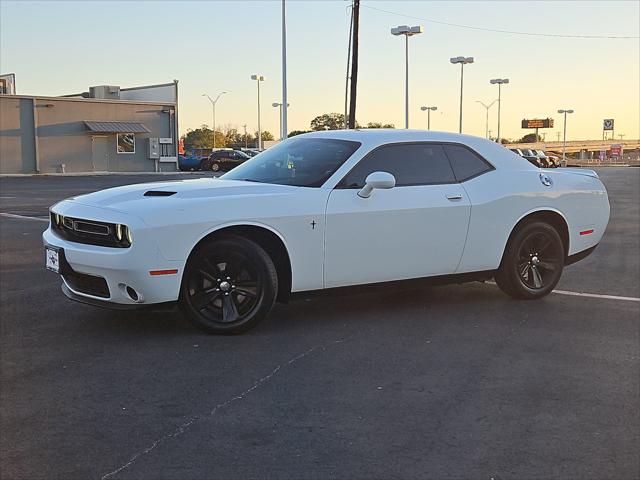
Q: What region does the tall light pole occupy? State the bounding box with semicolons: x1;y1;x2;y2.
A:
475;100;497;139
420;106;437;130
202;91;226;149
392;25;423;129
450;56;474;133
281;0;288;139
272;102;290;140
251;75;265;149
557;109;574;166
489;78;509;143
242;124;248;148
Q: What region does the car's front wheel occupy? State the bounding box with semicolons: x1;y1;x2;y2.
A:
179;235;278;334
210;162;221;172
495;221;565;299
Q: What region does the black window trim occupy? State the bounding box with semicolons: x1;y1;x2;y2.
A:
335;141;495;189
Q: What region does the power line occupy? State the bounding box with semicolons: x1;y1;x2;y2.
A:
362;4;639;39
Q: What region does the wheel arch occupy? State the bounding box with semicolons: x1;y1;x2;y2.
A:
185;222;292;303
504;208;570;260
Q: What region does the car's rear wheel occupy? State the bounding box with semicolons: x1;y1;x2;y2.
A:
495;221;564;299
211;162;221;172
179;235;278;334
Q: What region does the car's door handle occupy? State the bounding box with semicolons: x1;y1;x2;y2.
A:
446;194;463;201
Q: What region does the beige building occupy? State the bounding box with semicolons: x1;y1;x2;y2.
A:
0;81;179;174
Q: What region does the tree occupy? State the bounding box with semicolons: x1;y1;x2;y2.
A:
182;125;226;149
519;133;542;143
365;122;395;129
255;130;276;142
288;130;310;137
310;113;359;131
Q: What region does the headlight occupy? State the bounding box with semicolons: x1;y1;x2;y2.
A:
115;224;132;246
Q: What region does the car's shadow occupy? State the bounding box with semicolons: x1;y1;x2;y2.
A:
79;281;513;338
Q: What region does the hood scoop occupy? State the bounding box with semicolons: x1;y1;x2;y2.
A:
144;190;176;197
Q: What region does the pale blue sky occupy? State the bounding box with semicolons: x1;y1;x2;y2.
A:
1;0;638;140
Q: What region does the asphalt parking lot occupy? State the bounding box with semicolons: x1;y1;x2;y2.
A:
1;168;638;480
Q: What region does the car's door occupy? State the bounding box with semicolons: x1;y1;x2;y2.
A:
324;142;471;288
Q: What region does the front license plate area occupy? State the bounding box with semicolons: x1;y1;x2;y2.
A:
45;246;61;273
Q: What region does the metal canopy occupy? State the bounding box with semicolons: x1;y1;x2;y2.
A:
84;121;150;134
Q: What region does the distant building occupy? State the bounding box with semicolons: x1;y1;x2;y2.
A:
0;79;179;174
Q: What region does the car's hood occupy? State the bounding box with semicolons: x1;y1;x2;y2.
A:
65;178;299;212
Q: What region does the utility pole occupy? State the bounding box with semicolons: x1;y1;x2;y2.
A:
344;1;354;129
348;0;360;129
242;124;248;148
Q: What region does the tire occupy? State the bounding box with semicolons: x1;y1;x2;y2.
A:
179;235;278;334
199;159;211;171
495;221;565;300
211;162;221;172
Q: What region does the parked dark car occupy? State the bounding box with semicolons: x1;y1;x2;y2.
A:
178;154;207;171
201;149;251;172
240;149;261;158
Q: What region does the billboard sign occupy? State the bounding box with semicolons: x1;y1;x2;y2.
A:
603;119;614;131
610;144;622;157
521;118;554;129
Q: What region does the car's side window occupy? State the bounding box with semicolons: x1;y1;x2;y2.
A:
338;143;456;188
442;144;493;182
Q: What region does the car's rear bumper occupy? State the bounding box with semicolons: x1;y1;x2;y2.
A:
565;244;598;266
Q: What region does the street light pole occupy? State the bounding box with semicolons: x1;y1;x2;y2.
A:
281;0;288;139
557;109;574;166
475;99;497;138
420;106;437;130
202;91;226;149
450;56;474;133
242;124;248;148
272;102;290;140
251;75;265;149
490;78;509;143
392;25;423;129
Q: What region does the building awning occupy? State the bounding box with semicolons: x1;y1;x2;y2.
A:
84;121;150;134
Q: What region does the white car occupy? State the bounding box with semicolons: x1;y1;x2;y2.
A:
43;130;610;334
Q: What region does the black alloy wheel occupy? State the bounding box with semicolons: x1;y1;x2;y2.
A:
179;236;278;334
495;221;565;299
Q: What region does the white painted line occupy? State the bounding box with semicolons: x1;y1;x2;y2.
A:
0;213;49;222
485;281;639;303
551;288;640;303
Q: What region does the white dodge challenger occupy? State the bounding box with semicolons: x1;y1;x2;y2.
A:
43;130;610;334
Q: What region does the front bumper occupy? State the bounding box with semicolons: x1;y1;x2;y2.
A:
43;224;184;307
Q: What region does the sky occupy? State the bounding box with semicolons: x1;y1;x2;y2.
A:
1;0;639;141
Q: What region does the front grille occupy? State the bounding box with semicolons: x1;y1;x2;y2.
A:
50;212;131;248
63;271;110;298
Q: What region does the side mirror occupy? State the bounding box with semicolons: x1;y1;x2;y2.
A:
358;171;396;198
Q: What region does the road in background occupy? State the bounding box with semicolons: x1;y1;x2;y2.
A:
1;169;638;479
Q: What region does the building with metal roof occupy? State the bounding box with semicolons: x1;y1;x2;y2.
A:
0;80;179;174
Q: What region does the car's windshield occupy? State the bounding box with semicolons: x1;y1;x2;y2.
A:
222;137;361;187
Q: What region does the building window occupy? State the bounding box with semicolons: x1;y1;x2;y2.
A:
117;133;135;154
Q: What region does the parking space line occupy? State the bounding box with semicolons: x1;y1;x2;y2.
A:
485;281;639;303
0;213;49;222
550;288;640;302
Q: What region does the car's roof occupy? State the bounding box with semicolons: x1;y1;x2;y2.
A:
296;129;537;171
